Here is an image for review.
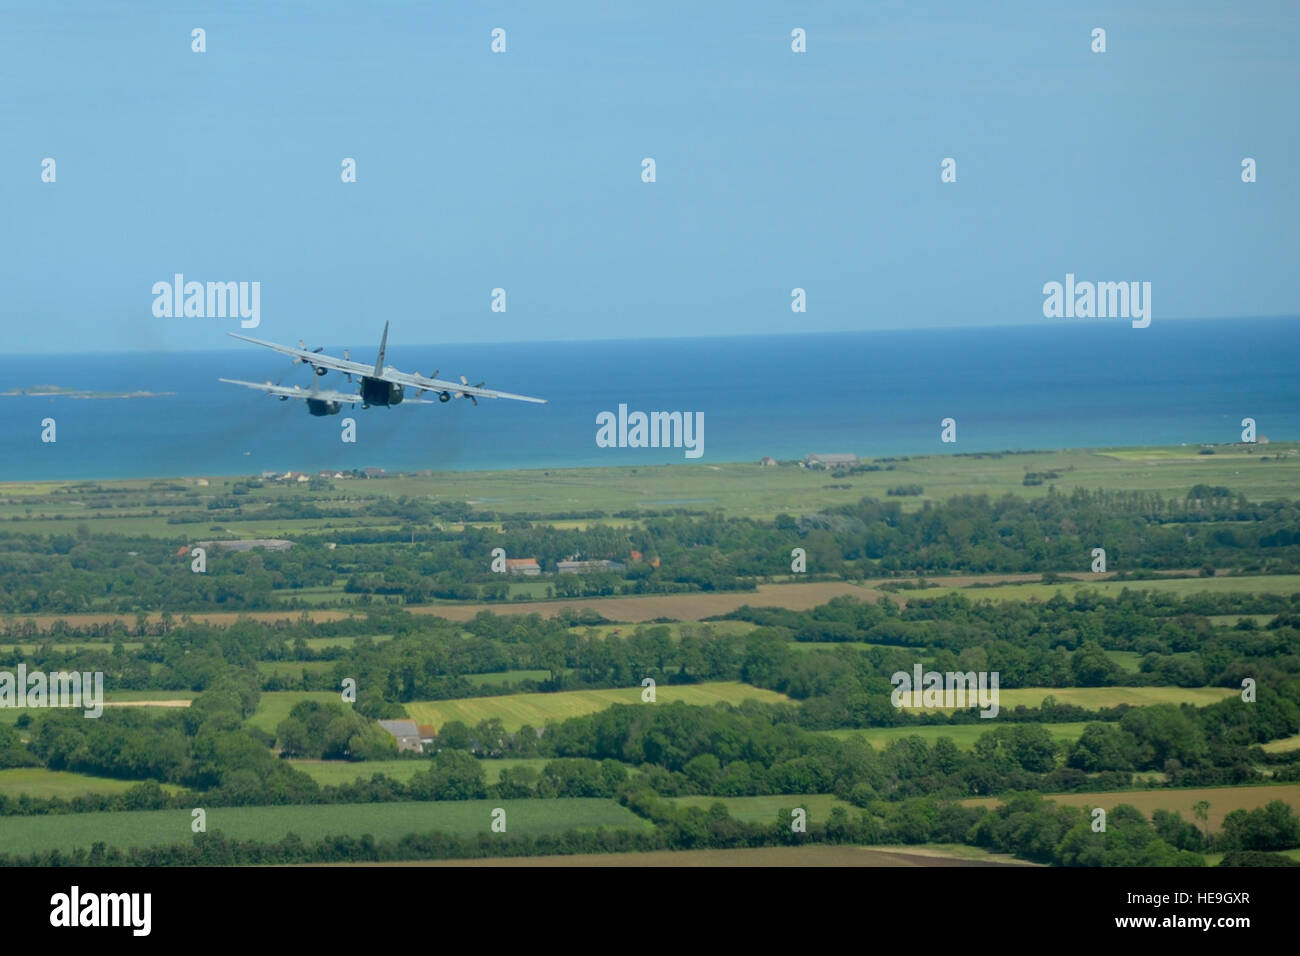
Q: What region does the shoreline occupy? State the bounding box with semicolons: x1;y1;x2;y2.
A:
1;439;1293;487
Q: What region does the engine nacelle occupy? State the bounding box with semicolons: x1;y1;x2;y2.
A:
314;365;328;376
439;391;451;403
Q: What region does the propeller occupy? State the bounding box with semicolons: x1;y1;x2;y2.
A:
456;374;484;406
267;377;289;401
415;370;439;398
294;341;327;375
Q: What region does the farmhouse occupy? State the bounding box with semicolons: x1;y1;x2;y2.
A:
505;558;541;576
557;558;625;574
377;719;423;753
196;538;295;552
759;456;777;466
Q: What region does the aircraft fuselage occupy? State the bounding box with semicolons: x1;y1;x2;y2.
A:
360;377;404;407
306;398;343;416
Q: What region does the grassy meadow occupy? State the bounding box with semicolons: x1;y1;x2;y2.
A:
0;768;186;800
902;686;1237;713
288;757;556;787
667;793;854;823
4;442;1296;541
0;798;652;856
821;722;1095;750
402;681;791;732
963;783;1300;832
246;692;344;734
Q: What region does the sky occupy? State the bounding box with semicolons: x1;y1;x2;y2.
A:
3;1;1298;353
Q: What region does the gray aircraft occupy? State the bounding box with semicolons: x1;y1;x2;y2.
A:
227;321;547;409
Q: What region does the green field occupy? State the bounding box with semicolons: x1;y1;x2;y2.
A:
403;681;791;732
0;798;652;856
1202;847;1300;866
246;691;344;734
1261;733;1300;753
288;759;429;786
790;641;911;654
2;443;1297;866
963;783;1300;832
0;689;198;725
297;442;1295;516
915;574;1300;604
1103;651;1142;673
910;686;1237;712
1102;650;1199;674
288;757;555;787
820;722;1094;750
301;634;393;650
0;642;144;655
393;843;1036;867
0;768;186;800
1207;614;1277;627
668;793;854;823
10;444;1296;536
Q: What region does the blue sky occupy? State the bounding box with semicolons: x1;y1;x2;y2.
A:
4;1;1298;352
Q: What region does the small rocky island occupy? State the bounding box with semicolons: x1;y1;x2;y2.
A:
1;384;175;399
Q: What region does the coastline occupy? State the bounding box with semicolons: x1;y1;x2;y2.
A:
1;439;1294;489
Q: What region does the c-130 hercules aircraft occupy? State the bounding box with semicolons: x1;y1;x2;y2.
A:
218;375;369;417
224;321;548;412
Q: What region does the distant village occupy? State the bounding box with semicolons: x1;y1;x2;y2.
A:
246;456;875;485
759;453;861;469
257;467;394;483
501;550;659;577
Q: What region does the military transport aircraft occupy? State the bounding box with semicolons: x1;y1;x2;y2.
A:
218;376;367;416
227;322;547;408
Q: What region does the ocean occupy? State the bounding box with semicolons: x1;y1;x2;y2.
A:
1;317;1297;481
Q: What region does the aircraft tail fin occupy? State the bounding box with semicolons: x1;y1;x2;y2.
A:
374;321;389;376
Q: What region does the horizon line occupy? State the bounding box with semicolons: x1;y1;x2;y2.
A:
2;313;1297;358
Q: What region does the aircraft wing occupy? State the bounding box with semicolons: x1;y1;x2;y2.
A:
227;333;374;378
228;330;547;403
382;368;549;404
219;378;362;404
